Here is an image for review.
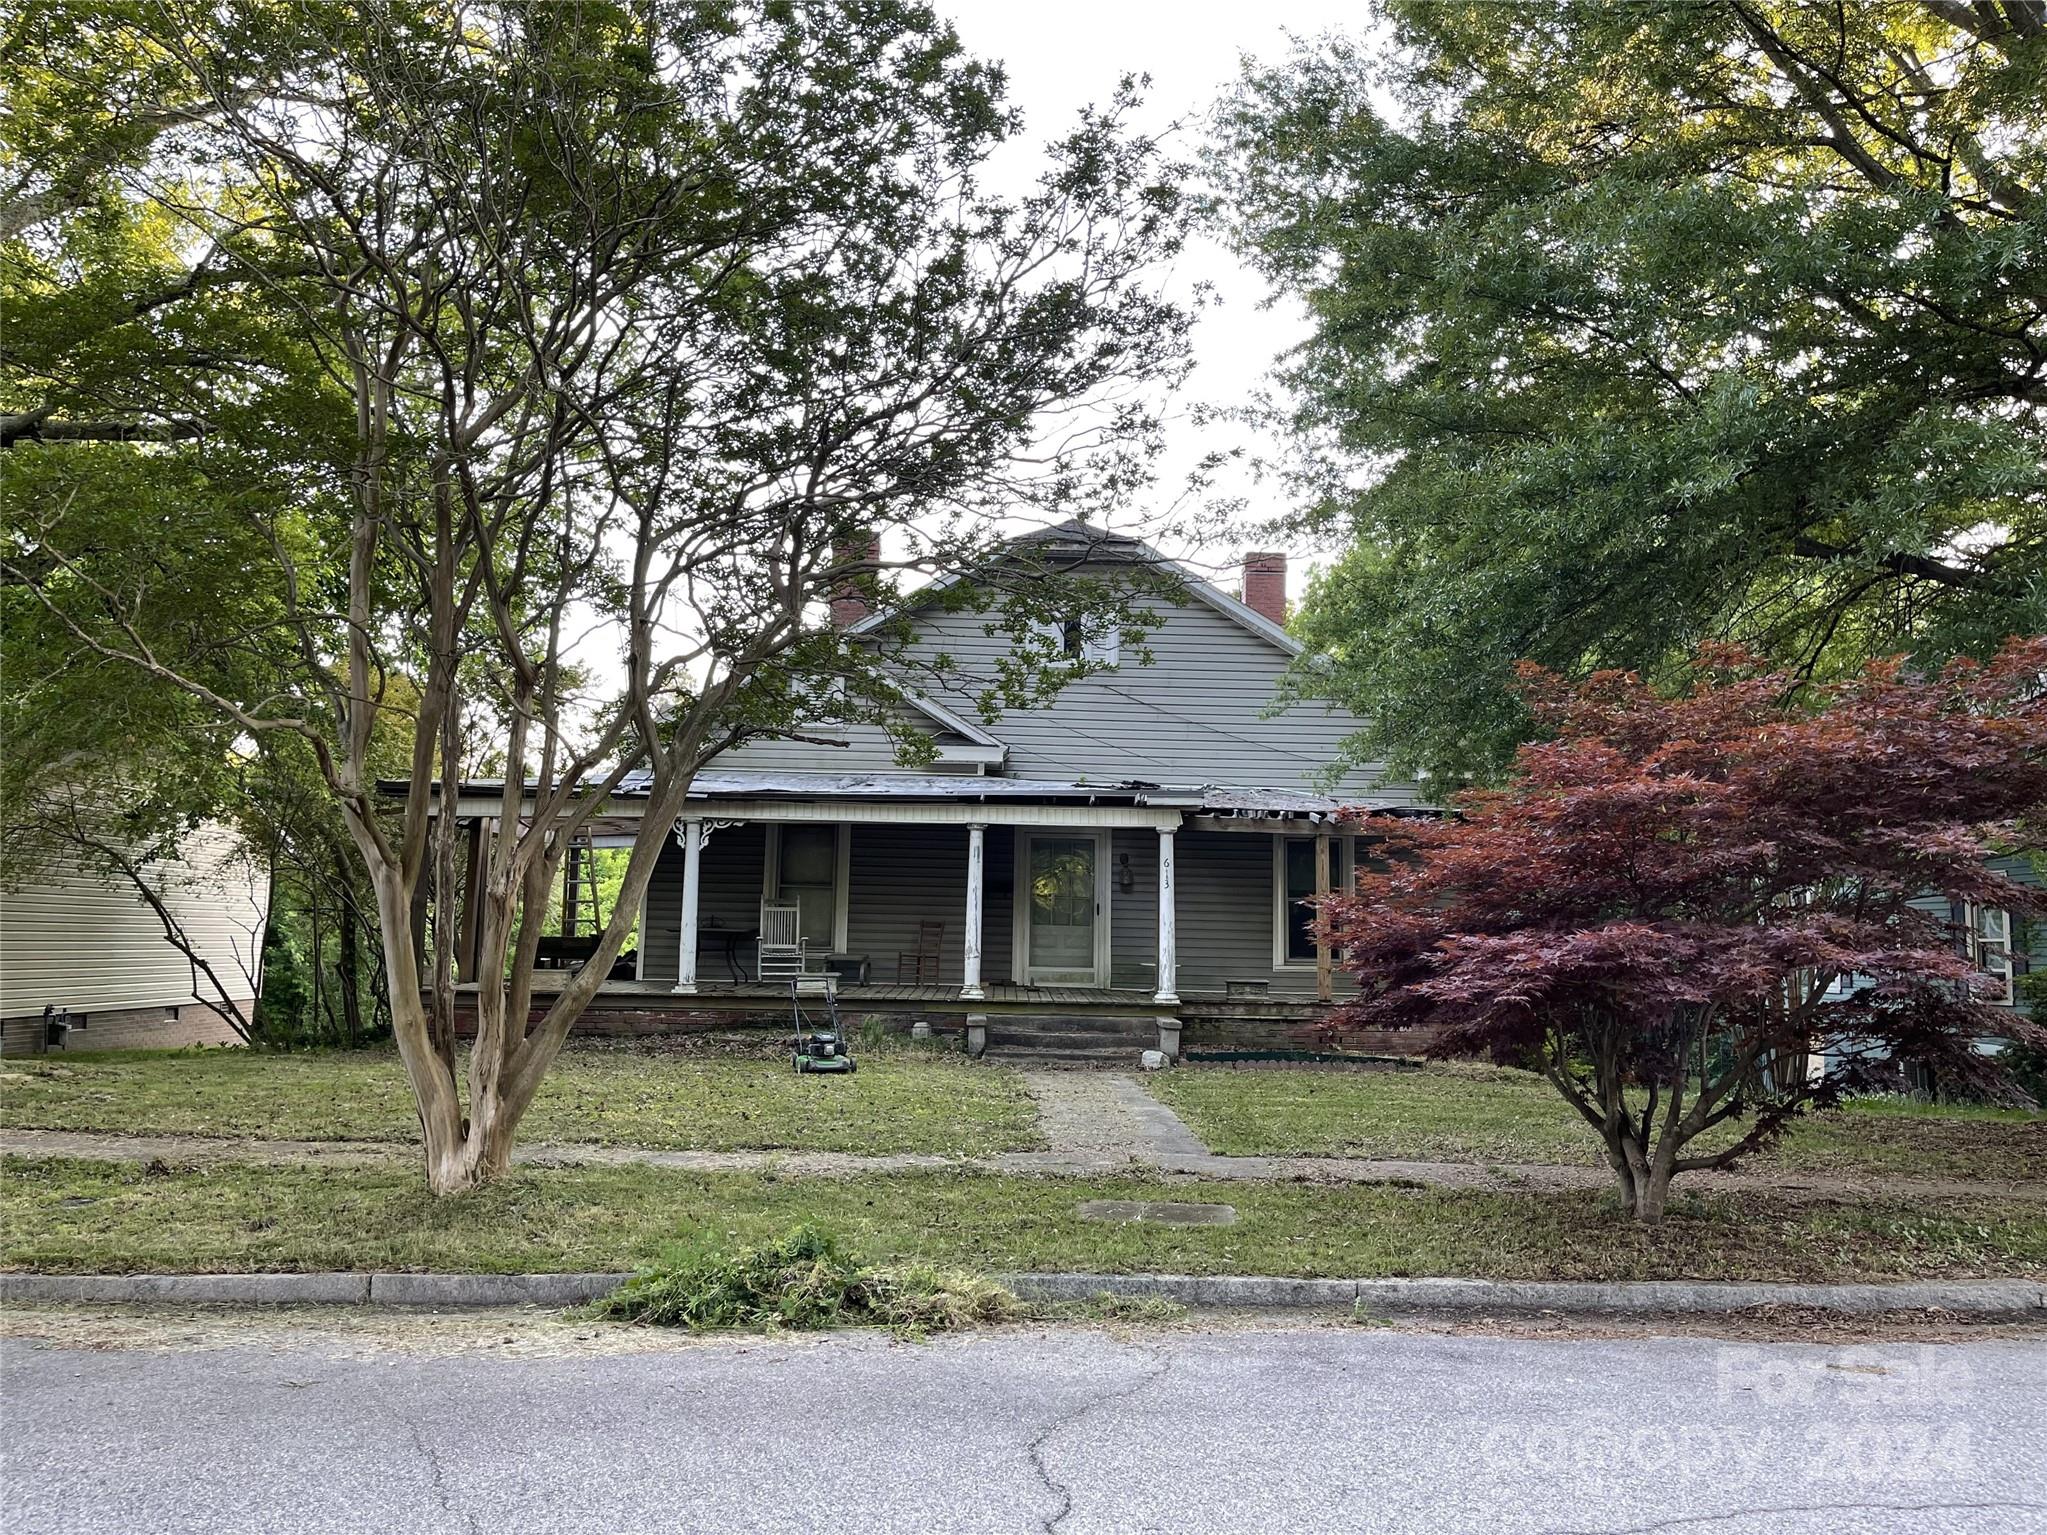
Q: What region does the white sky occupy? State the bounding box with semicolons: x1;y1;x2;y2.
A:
941;0;1370;600
574;2;1371;691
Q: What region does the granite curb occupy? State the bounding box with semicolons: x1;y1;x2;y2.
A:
1006;1273;2047;1315
4;1270;2044;1315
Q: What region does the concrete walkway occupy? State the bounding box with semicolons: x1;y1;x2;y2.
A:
5;1121;2041;1205
1012;1070;1212;1167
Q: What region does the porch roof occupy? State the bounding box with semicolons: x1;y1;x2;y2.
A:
409;769;1428;825
674;769;1199;805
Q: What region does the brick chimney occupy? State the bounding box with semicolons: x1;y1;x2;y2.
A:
1241;551;1287;627
829;536;882;628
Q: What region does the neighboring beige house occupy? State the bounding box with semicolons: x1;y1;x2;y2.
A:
0;819;266;1054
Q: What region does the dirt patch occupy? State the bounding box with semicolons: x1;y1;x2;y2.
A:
12;1300;2038;1359
1358;1305;2047;1345
0;1303;761;1360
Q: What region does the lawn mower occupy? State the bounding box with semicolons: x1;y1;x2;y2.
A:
790;975;856;1074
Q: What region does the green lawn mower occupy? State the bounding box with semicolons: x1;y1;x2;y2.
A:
789;976;856;1074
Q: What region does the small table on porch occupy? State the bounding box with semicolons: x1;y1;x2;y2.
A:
697;919;757;983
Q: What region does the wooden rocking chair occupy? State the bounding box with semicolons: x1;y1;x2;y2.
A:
896;919;944;985
758;899;807;983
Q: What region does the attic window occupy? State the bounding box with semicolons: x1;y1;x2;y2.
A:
1967;903;2014;1004
1035;616;1118;667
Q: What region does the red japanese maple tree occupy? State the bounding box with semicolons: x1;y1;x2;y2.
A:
1324;640;2047;1222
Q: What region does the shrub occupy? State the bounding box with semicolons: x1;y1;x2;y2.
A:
593;1224;1016;1333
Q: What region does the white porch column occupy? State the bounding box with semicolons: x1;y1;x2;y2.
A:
961;822;986;1001
673;817;703;995
1314;829;1333;1004
1153;826;1179;1004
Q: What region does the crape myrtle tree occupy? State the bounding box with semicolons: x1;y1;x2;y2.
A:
1213;1;2047;787
1322;639;2047;1223
3;0;1193;1191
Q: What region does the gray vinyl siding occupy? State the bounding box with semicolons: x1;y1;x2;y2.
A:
640;820;1348;997
1108;828;1159;990
896;574;1408;798
624;549;1415;997
701;567;1410;800
640;823;769;984
1174;830;1356;997
641;822;1018;989
844;825;972;985
713;723;914;774
712;696;983;775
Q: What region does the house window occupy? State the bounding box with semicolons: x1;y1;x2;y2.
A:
767;825;849;951
1274;834;1351;967
1967;904;2014;1004
1031;616;1119;667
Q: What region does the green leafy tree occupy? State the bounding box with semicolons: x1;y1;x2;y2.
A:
1214;0;2047;785
5;0;1190;1191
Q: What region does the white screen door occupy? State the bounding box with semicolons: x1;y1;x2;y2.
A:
1024;833;1102;986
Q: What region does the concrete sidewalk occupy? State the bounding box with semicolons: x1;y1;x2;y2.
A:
7;1123;2044;1205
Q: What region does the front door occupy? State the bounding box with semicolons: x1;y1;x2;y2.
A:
1022;832;1104;986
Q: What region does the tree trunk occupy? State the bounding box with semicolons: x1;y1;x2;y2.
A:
334;867;364;1048
418;1091;523;1194
1602;1131;1678;1224
310;907;329;1038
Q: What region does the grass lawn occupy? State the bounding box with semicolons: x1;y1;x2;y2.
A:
5;1154;2043;1283
0;1045;1041;1159
1150;1063;2047;1183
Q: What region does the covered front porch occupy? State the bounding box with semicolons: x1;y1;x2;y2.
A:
646;797;1193;1004
442;772;1368;1045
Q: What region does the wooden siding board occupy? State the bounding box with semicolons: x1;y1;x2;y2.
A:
641;822;767;985
714;723;917;774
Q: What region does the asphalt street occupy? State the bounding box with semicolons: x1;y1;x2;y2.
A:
3;1318;2043;1534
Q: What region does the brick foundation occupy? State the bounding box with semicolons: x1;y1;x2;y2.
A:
0;999;251;1056
451;1001;970;1039
1182;1016;1440;1058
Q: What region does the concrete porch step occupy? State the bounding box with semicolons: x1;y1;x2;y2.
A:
996;1048;1153;1067
987;1027;1154;1049
981;1014;1163;1063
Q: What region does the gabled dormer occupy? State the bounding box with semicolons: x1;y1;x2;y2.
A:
714;520;1412;805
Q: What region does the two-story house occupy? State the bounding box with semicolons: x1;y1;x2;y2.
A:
445;521;1424;1059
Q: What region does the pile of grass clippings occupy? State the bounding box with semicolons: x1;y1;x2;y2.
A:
592;1224;1017;1334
